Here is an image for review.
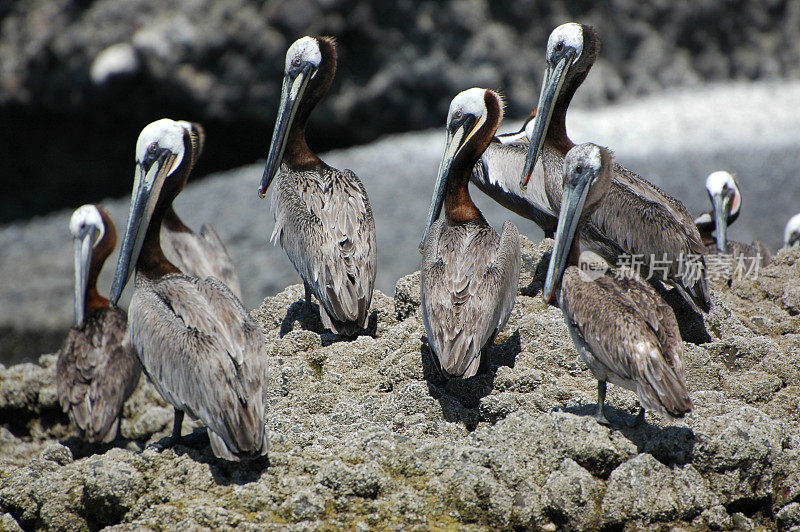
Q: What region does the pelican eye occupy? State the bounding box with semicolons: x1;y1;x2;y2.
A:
575;164;583;174
148;142;159;154
453;109;463;120
555;42;564;52
292;56;302;67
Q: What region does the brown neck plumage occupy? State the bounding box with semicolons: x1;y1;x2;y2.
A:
137;136;194;280
445;91;503;224
85;206;116;313
547;25;600;157
162;207;191;233
283;37;337;170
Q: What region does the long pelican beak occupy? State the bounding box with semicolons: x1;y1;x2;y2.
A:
73;225;98;327
258;64;315;198
543;174;591;303
109;150;175;306
711;192;730;253
521;52;575;189
419;116;477;252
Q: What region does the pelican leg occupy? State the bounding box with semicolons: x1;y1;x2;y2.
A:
593;380;611;425
303;282;313;314
626;406;646;427
171;408;184;444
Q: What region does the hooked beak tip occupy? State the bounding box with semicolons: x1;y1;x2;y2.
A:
520;172;531;191
257;187;266;199
418;243;425;254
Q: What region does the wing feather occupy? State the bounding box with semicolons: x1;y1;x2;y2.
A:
160;223;242;299
129;275;267;459
56;308;141;442
421;219;521;378
560;269;692;418
271;166;377;334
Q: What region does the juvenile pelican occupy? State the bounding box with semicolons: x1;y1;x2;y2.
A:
420;88;521;379
160;121;242;297
694;171;770;265
57;205;141;443
110;119;268;461
470;111;559;238
521;23;710;312
785;214;800;248
545;143;692;425
258;36;376;336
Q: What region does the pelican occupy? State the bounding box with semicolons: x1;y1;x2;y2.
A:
469;110;559;238
785;214;800;248
521;23;710;312
110;119;268;461
159;121;242;298
694;171;770;266
420;88;521;379
545;143;692;425
57;204;141;443
258;36;376;336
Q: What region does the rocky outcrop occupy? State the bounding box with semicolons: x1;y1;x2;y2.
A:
1;237;799;530
3;0;800;222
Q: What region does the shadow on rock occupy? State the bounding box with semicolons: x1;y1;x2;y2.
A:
280;299;378;345
148;429;270;485
653;281;712;344
521;251;550;298
61;435;143;461
422;331;522;431
559;403;695;466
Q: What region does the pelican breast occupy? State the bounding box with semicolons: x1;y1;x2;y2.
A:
471;141;557;234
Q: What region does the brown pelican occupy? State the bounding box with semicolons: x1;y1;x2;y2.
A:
545;143;692;425
521;23;711;312
258;36;376;336
785;214;800;248
420;88;521;379
159;121;242;298
694;171;770;265
57;204;141;442
110;119;268;461
469;111;559;238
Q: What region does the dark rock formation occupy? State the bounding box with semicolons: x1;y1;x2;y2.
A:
3;0;800;222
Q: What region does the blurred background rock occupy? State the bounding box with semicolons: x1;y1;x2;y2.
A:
2;0;799;222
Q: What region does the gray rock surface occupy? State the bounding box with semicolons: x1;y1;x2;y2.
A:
2;80;799;363
1;237;799;529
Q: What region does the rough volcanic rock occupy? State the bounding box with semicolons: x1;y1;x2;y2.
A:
1;237;799;529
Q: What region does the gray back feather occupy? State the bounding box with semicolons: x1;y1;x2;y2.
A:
161;223;242;299
270;165;377;335
129;274;268;459
56;307;141;443
542;146;710;311
560;268;692;418
421;218;520;378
